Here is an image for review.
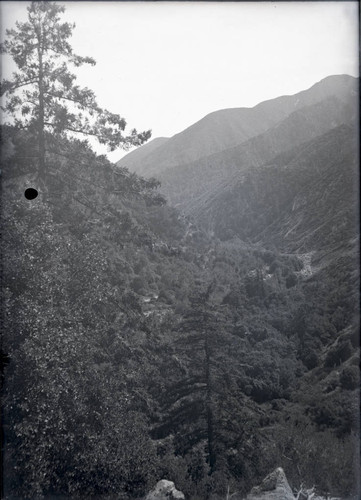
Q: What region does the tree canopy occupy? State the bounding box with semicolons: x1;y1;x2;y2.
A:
0;1;151;178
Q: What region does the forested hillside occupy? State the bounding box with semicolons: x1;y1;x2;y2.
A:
0;3;359;497
196;124;358;249
1;120;359;499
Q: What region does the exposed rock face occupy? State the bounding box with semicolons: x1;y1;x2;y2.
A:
145;479;185;500
246;467;295;499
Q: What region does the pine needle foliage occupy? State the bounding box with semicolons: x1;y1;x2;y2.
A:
0;1;151;178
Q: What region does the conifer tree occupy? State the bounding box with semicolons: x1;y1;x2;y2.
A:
0;1;151;179
154;284;221;471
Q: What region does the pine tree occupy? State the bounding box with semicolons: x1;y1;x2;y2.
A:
0;1;151;179
154;284;222;472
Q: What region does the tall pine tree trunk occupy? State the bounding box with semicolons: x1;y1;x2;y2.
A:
37;27;45;180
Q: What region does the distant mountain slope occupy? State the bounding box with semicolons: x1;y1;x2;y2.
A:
117;74;357;178
200;123;358;257
159;92;357;210
118;137;169;170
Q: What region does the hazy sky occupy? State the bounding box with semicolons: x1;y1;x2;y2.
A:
1;1;358;161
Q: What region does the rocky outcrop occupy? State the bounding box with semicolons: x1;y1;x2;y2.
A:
145;479;185;500
246;467;295;499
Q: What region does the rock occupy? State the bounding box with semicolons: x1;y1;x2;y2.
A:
246;467;295;499
145;479;185;500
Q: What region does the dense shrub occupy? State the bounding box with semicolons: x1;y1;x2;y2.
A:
340;365;359;390
286;273;298;288
324;340;353;368
302;350;319;370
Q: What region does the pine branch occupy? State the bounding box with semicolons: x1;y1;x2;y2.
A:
44;91;95;107
1;78;38;95
44;122;99;139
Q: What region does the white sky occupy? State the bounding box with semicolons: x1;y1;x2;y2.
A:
0;1;359;162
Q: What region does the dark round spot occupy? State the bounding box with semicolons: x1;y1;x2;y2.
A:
24;188;38;200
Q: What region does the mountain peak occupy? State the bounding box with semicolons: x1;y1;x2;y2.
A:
117;74;357;178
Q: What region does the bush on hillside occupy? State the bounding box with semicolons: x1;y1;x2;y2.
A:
340;365;359;390
324;340;353;368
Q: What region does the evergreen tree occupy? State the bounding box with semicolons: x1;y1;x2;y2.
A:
154;284;222;473
0;1;150;179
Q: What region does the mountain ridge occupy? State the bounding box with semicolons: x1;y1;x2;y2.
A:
118;136;169;170
158;92;357;211
117;74;357;178
200;123;358;250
